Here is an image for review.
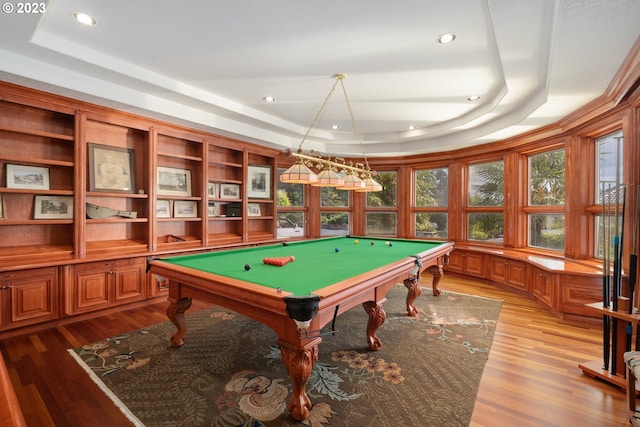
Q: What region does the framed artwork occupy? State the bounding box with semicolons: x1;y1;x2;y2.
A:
6;164;50;190
248;165;271;199
157;166;192;197
207;182;217;198
207;201;217;217
33;195;74;219
0;194;6;219
219;183;241;199
88;143;135;193
156;200;171;218
247;203;261;217
174;200;198;218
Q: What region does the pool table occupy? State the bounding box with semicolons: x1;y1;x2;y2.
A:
148;236;453;421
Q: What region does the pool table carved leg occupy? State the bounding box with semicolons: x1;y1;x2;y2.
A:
167;297;192;347
427;264;444;296
403;277;422;316
362;301;386;350
279;341;320;421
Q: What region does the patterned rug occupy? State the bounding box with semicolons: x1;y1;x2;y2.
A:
68;285;502;427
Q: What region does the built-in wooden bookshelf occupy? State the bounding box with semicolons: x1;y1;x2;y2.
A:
0;81;278;337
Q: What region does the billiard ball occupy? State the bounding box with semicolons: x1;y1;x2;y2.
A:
385;241;390;246
389;243;393;247
290;256;295;262
282;242;288;246
244;264;251;271
335;247;340;252
370;241;375;246
354;239;359;244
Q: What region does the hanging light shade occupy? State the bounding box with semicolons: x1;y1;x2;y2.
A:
313;168;344;187
337;171;365;190
280;158;318;184
278;74;380;191
356;173;383;192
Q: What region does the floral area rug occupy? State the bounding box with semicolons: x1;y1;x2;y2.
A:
68;285;502;427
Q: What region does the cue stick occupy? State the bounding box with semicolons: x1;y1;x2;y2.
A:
611;139;623;374
602;181;610;371
630;184;639;315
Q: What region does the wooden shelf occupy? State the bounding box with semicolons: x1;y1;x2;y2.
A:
0;124;74;141
585;302;640;322
85;239;148;253
0;188;74;195
0;156;74;168
579;359;628;389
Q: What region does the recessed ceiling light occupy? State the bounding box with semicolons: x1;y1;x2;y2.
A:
437;33;456;44
331;125;339;130
263;96;276;103
73;12;97;26
408;125;416;130
467;95;480;101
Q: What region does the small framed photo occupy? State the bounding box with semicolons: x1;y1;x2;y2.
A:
207;201;217;217
88;143;135;193
174;200;198;218
33;195;74;219
157;166;192;197
6;164;50;190
248;165;271;199
247;203;261;217
219;183;241;199
0;194;6;220
156;200;171;218
207;182;217;198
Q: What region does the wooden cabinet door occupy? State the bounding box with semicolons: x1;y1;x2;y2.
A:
446;250;485;276
532;267;556;309
71;264;111;314
1;268;58;330
464;252;485;276
112;259;145;303
488;257;509;284
488;256;527;291
68;258;146;315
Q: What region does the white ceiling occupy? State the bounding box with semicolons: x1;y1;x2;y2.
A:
0;0;639;157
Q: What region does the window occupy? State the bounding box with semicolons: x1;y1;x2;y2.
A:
366;171;397;236
320;187;350;236
595;130;624;259
527;149;565;251
277;172;304;207
467;160;504;242
366;212;397;236
277;212;305;237
414;167;448;238
321;212;350;236
366;171;397;207
277;168;305;238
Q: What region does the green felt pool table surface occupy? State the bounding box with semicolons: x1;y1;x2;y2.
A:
161;236;448;295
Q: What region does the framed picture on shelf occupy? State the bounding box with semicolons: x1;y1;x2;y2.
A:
0;194;6;219
219;183;241;199
157;166;192;197
88;143;136;193
207;182;217;198
6;164;50;190
247;165;271;199
33;195;74;219
156;200;171;218
207;201;217;217
247;203;261;217
174;200;198;218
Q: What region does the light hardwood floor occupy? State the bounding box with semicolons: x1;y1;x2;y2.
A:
0;274;631;426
